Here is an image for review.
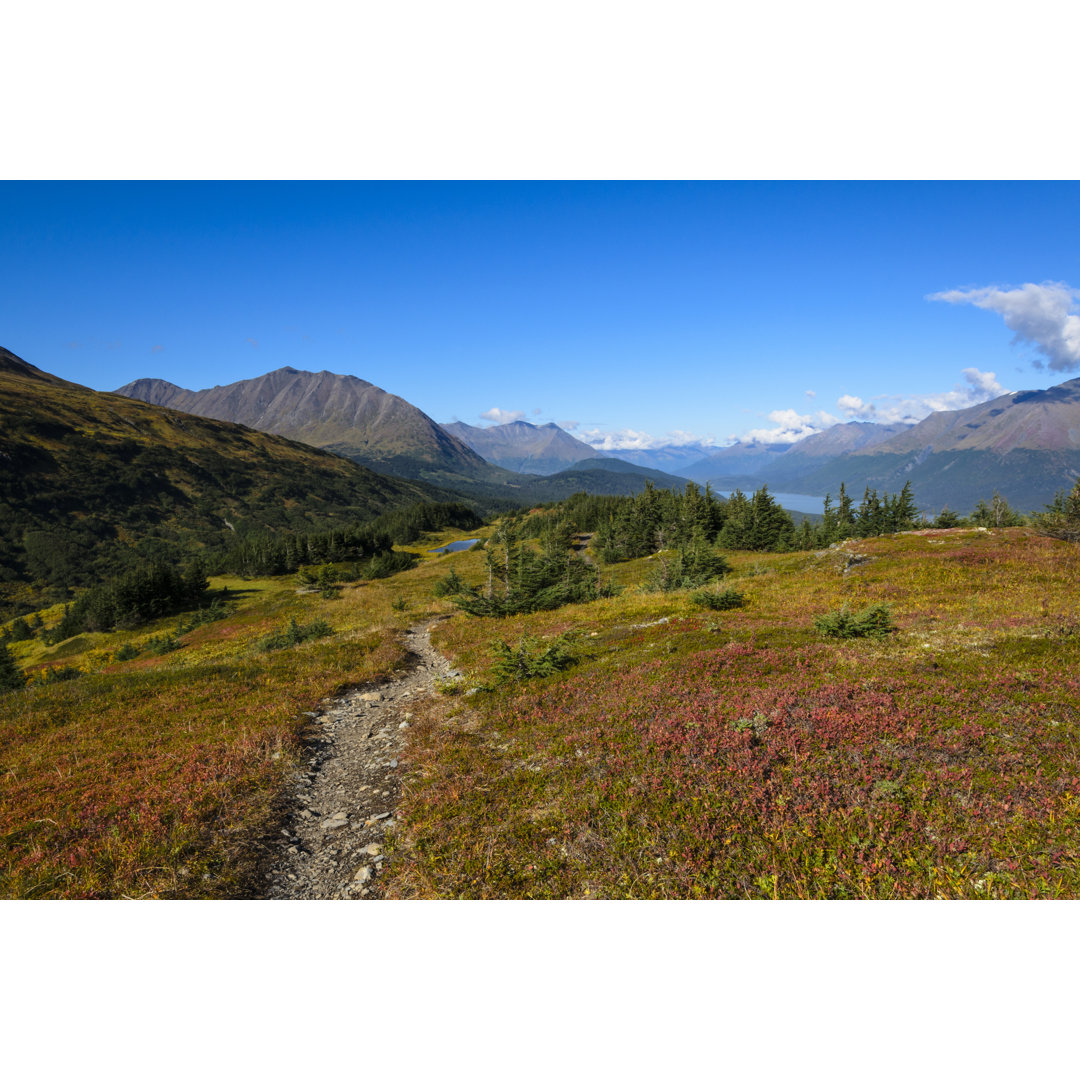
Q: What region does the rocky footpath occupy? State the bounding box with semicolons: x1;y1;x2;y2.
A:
259;617;458;900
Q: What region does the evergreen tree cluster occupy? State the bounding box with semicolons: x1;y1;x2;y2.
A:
1031;480;1080;542
588;482;796;562
452;516;616;617
51;561;210;639
813;482;919;545
215;502;481;577
217;523;390;577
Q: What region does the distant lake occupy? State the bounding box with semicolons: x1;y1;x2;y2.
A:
716;490;826;516
428;538;481;553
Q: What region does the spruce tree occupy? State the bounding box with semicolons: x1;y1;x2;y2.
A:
0;643;25;692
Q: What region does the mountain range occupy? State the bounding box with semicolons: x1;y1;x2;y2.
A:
115;368;692;503
681;421;914;487
442;419;601;474
106;358;1080;516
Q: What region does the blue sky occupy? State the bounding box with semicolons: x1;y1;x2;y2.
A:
4;181;1080;450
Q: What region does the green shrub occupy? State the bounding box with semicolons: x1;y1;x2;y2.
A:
257;617;333;652
814;602;895;639
115;643;141;661
646;546;731;593
37;665;83;684
690;587;745;611
297;563;340;597
489;633;575;684
432;568;466;597
175;600;230;634
358;550;419;580
146;632;182;655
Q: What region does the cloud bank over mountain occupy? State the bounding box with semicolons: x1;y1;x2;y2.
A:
930;281;1080;372
837;367;1007;424
474;362;1010;459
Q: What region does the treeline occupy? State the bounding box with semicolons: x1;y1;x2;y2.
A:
212;501;484;577
35;500;483;641
520;481;925;566
366;501;485;545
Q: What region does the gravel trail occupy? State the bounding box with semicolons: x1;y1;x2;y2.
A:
260;617;457;900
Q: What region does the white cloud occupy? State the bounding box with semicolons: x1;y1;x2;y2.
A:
558;420;580;432
479;407;525;425
737;408;842;445
577;427;718;451
930;281;1080;372
804;389;816;398
838;367;1008;423
837;394;874;419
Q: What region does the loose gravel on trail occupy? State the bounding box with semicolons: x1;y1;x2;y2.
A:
260;617;459;900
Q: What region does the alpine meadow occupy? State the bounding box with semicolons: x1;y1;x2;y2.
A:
5;181;1080;902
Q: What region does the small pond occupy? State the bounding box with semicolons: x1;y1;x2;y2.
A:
428;538;481;554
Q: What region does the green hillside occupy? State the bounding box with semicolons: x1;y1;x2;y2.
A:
0;350;448;614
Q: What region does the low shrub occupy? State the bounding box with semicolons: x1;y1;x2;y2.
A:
175;600;231;634
256;617;333;652
690;587;745;611
646;547;731;593
432;568;466;597
489;633;575;685
297;564;340;598
36;665;83;684
146;632;182;655
814;602;895;639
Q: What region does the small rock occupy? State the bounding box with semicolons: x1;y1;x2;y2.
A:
465;687;480;696
321;817;348;830
388;760;398;769
367;811;391;824
359;692;383;702
403;712;414;721
364;843;382;856
399;721;410;729
353;866;373;884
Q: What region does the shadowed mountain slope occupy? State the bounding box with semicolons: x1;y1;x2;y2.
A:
1;350;447;607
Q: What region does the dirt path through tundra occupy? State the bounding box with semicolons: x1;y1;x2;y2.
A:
259;617;457;900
